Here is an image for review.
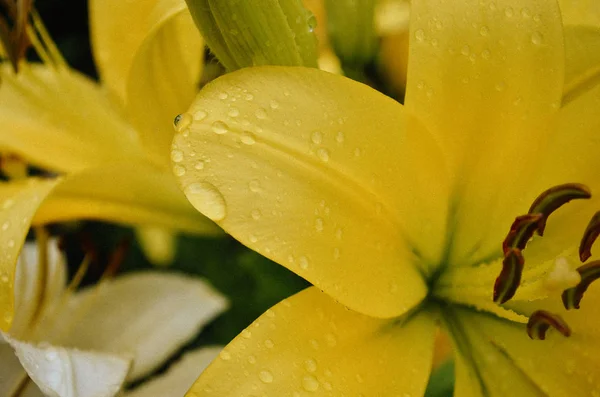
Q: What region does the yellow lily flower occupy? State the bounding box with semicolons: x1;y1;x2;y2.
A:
1;237;227;397
0;0;221;329
170;0;600;394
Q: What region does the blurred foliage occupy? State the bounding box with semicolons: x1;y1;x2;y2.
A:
425;360;455;397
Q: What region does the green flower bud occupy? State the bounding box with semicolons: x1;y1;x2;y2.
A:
186;0;319;70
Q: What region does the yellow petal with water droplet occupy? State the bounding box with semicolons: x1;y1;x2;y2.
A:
451;301;600;396
0;178;59;332
405;0;565;267
90;0;195;102
33;161;220;235
187;287;436;396
0;65;144;173
126;4;204;167
173;66;450;318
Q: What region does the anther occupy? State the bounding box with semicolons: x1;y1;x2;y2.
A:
493;248;524;304
502;214;543;255
579;211;600;262
527;310;571;340
528;183;591;236
561;261;600;309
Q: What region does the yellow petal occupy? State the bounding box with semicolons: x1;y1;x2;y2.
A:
43;272;227;381
558;0;600;26
0;178;59;332
173;66;450;318
562;26;600;105
447;307;548;397
453;300;600;396
33;162;220;235
3;334;130;397
89;0;194;102
0;64;143;173
405;0;565;266
126;4;204;167
123;347;221;397
135;226;177;266
187;287;436;396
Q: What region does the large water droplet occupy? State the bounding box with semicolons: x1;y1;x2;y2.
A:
241;131;256;145
302;375;319;392
173;165;186;177
259;370;274;383
173;113;193;132
211;121;229;135
171;149;184;163
184;182;227;221
311;131;323;144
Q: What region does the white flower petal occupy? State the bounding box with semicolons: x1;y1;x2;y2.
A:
4;334;130;397
123;346;221;397
52;273;228;381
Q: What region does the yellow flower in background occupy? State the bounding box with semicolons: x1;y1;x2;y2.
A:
1;237;227;397
0;0;221;330
170;0;600;394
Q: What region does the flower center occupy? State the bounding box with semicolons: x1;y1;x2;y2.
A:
493;183;600;340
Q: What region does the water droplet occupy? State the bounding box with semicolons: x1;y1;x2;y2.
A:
255;108;267;119
211;121;229;135
317;148;330;162
171;149;184;163
264;339;274;348
323;382;332;391
307;14;317;32
173;113;193;132
249;234;258;243
325;333;337;347
335;228;343;240
533;14;542;22
242;329;252;339
481;49;491;60
315;218;324;232
495;81;507;92
2;221;9;231
302;375;319;392
184;182;227;221
173;165;186;177
531;31;543;45
461;45;471;56
7;239;14;248
335;131;345;143
309;339;319;349
333;248;340;260
270;100;279;109
195;161;205;170
0;273;9;283
305;359;317;372
2;199;14;210
479;26;489;36
356;374;364;383
251;209;262;220
311;131;323;144
249;179;262;193
521;7;531;18
431;38;439;47
228;107;240;117
219;350;231;360
415;29;425;42
299;256;309;270
248;355;257;364
193;110;207;121
241;131;256;145
504;7;514;17
354;148;362;157
259;370;274;383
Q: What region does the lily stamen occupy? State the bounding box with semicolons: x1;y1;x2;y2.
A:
527;183;591;236
494;183;592;305
579;211;600;262
527;310;571;340
493;248;524;304
562;261;600;310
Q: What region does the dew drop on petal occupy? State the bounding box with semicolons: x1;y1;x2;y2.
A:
311;131;323;144
259;370;274;383
194;110;208;121
228;107;240;117
171;149;184;163
173;165;186;177
299;256;309;270
241;131;257;145
414;29;425;42
184;182;227;221
211;121;229;135
255;108;268;119
531;31;543;45
317;148;330;162
304;359;317;373
302;375;319;392
173;113;193;132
